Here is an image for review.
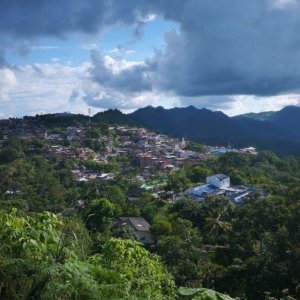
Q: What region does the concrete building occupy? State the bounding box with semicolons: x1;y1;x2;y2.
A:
186;174;260;204
206;174;230;189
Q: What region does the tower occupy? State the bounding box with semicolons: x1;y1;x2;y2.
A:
88;108;91;129
227;141;231;151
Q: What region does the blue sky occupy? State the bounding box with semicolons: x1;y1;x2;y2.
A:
1;0;300;118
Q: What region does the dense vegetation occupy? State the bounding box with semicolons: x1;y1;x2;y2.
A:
1;134;300;299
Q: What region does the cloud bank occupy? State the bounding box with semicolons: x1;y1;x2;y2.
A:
1;0;300;116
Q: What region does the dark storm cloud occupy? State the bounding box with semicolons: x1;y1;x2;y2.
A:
0;57;10;69
85;0;300;101
2;0;300;103
0;0;155;39
151;0;300;97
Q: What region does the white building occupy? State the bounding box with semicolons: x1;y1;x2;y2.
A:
176;150;195;158
185;174;230;202
206;174;230;189
186;174;261;205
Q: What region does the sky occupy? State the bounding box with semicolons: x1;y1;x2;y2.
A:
1;0;300;118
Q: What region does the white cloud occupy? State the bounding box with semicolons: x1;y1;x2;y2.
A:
109;48;135;54
0;63;91;117
103;55;144;74
51;58;60;62
0;54;159;118
146;14;156;22
271;0;298;9
81;44;98;50
0;68;18;102
220;94;300;116
32;46;59;50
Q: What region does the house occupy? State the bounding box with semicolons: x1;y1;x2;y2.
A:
176;150;195;158
138;154;157;167
239;147;258;155
126;188;146;203
35;129;47;138
111;217;154;244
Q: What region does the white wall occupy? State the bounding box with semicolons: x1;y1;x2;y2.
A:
206;175;230;189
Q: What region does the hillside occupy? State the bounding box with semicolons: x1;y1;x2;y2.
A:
23;109;144;128
129;105;300;156
128;105;244;139
92;108;144;127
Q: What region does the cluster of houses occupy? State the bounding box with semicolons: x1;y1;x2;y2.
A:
72;167;114;182
110;127;258;174
0;116;258;167
111;127;206;172
0;116;89;142
46;146;93;160
0;117;47;139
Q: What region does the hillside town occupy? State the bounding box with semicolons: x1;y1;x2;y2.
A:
0;115;257;165
0;113;264;205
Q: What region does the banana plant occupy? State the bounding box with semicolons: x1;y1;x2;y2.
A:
179;287;235;300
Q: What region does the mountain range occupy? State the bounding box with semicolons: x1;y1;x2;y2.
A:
128;105;300;156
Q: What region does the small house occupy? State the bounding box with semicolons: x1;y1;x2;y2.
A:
111;217;154;244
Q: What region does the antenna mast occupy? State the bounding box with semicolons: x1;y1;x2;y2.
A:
88;108;91;129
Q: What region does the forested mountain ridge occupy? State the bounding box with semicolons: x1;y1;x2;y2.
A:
21;108;144;129
128;105;300;156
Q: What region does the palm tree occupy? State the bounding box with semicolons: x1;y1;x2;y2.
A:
204;213;231;245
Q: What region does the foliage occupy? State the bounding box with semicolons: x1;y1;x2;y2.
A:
91;238;176;299
188;165;212;183
83;198;115;232
0;210;176;300
179;287;234;300
184;142;206;153
111;224;138;241
165;170;191;200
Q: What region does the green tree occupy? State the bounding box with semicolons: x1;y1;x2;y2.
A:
189;166;212;183
166;170;191;201
172;199;202;227
151;219;173;240
102;186;126;205
83;198;115;232
94;238;176;299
